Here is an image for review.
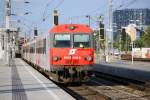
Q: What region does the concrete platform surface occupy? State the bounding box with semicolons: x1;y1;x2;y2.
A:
0;58;75;100
93;60;150;82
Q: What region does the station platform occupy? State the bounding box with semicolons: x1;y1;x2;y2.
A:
93;60;150;82
0;58;75;100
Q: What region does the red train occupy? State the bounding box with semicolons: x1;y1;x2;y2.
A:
22;24;94;83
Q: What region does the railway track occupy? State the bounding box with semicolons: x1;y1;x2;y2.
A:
60;71;150;100
94;71;150;92
94;72;147;91
90;78;150;100
60;83;111;100
24;59;150;100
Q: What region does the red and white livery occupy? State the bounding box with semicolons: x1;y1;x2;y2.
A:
22;24;94;83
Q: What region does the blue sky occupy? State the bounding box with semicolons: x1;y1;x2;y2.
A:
0;0;150;37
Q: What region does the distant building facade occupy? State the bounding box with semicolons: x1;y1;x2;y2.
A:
113;8;150;38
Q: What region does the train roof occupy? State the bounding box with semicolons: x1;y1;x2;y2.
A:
22;34;47;47
49;24;93;34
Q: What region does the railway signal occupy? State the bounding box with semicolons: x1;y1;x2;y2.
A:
34;27;38;37
53;10;59;26
99;22;104;40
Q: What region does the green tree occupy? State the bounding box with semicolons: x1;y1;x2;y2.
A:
114;27;150;50
142;27;150;47
113;30;131;51
113;31;121;49
134;38;144;48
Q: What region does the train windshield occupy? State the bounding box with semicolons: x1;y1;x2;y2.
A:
73;34;90;48
54;34;71;47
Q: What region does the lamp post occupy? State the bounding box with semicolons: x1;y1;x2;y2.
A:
86;15;91;27
5;0;11;64
108;0;113;52
105;0;113;63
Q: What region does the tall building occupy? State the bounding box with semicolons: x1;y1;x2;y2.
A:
113;8;150;38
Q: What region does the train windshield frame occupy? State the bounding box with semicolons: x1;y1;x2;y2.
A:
73;34;90;48
54;34;71;47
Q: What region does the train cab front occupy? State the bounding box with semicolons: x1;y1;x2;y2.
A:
50;29;94;83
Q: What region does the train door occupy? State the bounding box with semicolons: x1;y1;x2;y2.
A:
45;35;51;71
38;40;42;67
31;42;35;65
42;38;47;70
33;42;36;65
36;40;40;66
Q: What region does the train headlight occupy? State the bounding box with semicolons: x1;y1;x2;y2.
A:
53;56;59;61
86;56;92;61
69;25;76;30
